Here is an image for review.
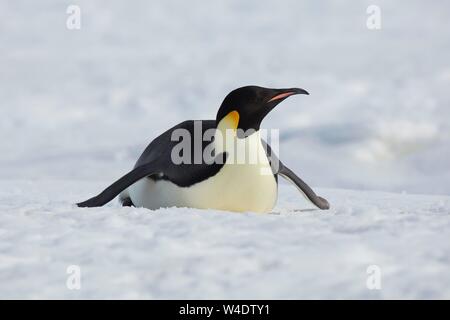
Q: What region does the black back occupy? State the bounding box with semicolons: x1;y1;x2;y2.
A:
134;120;227;187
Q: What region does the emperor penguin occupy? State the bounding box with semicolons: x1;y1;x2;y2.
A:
77;86;330;212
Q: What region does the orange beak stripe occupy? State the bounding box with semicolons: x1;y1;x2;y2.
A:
268;92;296;103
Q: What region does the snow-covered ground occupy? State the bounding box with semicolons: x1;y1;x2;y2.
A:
1;0;449;299
1;181;449;299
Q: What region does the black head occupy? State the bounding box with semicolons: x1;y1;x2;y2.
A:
216;86;309;135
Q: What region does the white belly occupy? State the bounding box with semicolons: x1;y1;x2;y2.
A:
128;161;277;213
128;131;278;213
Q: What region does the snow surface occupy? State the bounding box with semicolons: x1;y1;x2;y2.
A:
1;181;449;299
1;0;450;299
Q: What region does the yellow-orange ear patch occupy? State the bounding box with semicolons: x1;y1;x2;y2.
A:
223;110;240;129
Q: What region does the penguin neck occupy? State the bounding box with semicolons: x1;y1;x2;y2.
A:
215;112;239;153
215;115;266;165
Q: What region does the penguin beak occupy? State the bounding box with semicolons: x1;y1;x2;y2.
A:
267;88;309;103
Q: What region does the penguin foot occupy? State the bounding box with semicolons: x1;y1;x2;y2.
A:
120;197;135;207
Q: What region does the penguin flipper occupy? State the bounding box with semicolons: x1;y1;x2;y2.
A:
260;140;329;210
278;162;330;210
76;163;158;208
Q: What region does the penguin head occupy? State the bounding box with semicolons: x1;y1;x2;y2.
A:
216;86;309;136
